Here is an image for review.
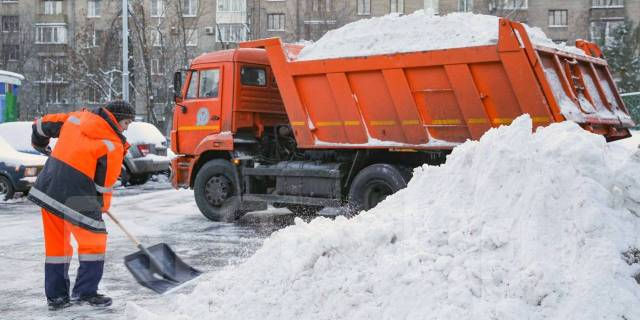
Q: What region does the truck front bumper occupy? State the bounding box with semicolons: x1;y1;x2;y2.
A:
171;156;194;189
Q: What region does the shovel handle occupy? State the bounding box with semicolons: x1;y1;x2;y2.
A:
104;211;142;247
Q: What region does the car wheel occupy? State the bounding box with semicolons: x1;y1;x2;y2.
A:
0;176;15;201
193;159;246;222
346;164;411;216
120;165;131;187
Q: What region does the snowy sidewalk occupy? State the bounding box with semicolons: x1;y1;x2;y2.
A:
0;186;292;319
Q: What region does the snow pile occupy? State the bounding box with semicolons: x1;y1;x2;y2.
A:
123;121;167;147
132;116;640;320
297;11;585;61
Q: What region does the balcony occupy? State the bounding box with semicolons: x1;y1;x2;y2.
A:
36;14;68;24
216;11;247;24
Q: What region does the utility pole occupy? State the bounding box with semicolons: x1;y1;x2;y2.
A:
122;0;129;102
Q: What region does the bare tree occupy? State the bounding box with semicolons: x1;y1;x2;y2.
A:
65;14;123;108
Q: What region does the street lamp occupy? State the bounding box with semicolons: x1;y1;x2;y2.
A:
122;0;129;102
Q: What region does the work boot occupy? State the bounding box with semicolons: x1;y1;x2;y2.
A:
47;296;71;311
71;293;112;307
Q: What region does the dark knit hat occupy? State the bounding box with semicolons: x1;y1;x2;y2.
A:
105;100;135;122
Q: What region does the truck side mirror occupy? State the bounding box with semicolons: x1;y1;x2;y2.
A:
173;71;183;103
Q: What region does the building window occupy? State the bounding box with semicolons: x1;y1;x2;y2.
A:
2;45;19;61
151;29;162;46
85;28;103;47
424;0;439;14
312;0;331;12
390;0;404;13
39;57;66;82
458;0;472;12
151;0;164;17
267;13;285;31
186;28;198;46
548;10;568;27
217;24;246;42
1;16;19;32
151;58;163;75
182;0;197;16
36;24;67;44
42;85;68;104
88;0;101;17
217;0;244;12
591;0;623;8
43;1;63;15
357;0;370;15
502;0;527;9
590;20;624;46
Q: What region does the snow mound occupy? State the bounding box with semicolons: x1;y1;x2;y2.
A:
133;116;640;319
297;11;585;61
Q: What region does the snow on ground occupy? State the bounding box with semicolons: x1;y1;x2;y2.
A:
131;116;640;320
0;182;298;319
297;11;585;61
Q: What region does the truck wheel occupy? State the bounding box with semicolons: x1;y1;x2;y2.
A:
194;159;245;222
286;205;323;216
347;164;410;215
0;175;15;200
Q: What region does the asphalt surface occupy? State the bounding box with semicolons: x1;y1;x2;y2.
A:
0;179;302;319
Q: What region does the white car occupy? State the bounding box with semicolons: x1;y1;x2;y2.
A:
0;135;47;200
120;121;172;186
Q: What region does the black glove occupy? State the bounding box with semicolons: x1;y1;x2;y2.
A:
32;143;52;156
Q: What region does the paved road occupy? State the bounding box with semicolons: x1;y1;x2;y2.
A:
0;181;301;319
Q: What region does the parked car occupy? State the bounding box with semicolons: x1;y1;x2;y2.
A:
0;121;55;154
120;121;171;186
0;136;47;200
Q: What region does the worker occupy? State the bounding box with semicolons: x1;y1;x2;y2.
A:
28;101;134;310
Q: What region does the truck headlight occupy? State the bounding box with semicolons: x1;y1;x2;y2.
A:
24;167;39;177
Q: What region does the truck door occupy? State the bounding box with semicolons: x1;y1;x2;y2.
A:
176;68;222;154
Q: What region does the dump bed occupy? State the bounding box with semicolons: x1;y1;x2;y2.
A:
240;19;634;149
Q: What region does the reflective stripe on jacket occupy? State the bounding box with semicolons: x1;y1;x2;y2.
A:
28;108;129;233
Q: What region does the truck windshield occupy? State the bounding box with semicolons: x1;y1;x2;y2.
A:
186;71;199;99
199;69;220;98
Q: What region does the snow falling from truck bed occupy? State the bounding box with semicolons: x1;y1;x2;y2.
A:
130;116;640;320
296;10;586;61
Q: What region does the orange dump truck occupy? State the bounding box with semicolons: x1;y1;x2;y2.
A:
170;18;634;222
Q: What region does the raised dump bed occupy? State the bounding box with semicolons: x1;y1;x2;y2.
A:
240;18;634;149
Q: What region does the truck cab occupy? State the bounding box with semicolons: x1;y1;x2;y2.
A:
171;48;288;190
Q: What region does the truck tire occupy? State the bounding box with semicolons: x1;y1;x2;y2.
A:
194;159;245;222
346;164;411;216
0;175;15;200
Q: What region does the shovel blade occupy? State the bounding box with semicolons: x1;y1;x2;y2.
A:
124;243;202;294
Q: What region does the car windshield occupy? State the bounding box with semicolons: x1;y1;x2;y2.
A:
0;121;38;154
0;135;17;154
0;121;57;154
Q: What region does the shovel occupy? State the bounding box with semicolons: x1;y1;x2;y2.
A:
105;211;202;294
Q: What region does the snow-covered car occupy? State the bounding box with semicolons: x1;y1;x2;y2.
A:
121;121;171;186
0;136;47;200
0;121;56;154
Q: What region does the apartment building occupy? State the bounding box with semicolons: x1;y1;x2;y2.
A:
0;0;248;120
247;0;427;42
